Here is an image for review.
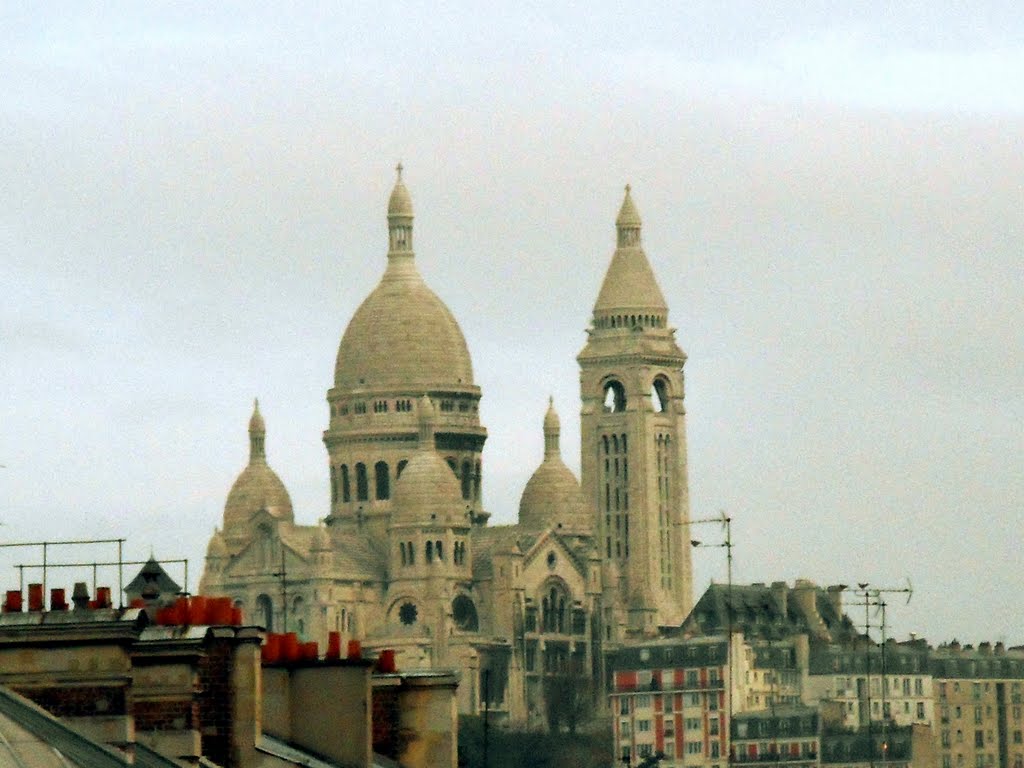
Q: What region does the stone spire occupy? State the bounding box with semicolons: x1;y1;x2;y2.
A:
543;396;560;459
387;162;415;263
616;184;642;247
592;184;668;323
248;398;265;462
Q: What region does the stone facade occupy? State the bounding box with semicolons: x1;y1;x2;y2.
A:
199;168;695;726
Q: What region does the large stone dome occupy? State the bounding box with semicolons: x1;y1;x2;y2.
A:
335;272;473;391
333;169;474;392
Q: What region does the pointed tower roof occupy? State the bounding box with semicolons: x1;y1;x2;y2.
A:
593;185;668;318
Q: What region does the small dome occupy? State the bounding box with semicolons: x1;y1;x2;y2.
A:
206;529;228;559
519;399;590;532
518;459;590;532
388;169;414;217
543;397;560;432
392;451;463;526
223;404;294;531
224;463;294;529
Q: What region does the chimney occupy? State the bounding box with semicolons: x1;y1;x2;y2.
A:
792;579;830;642
770;582;788;618
826;584;845;616
72;582;90;610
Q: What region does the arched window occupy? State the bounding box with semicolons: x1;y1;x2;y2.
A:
426;541;434;563
604;380;626;412
341;465;351;502
406;541;415;564
651;378;669;413
356;463;368;501
461;460;472;500
256;594;273;633
435;540;443;561
400;542;407;565
540;582;570;634
473;461;481;500
330;465;337;503
375;461;390;500
397;459;408;478
452;595;479;631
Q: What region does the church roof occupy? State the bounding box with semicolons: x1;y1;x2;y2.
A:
334;168;475;392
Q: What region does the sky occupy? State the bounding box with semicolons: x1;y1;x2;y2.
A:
1;3;1021;645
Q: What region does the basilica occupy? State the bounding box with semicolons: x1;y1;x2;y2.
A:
199;168;694;725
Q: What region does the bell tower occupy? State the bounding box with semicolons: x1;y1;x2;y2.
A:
578;186;693;632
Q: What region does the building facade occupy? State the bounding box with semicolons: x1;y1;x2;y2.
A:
199;169;695;725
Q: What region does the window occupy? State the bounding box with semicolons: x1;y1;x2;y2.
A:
406;541;414;564
620;698;630;716
711;742;720;758
636;695;651;709
603;380;626;412
341;465;351;502
664;694;674;713
375;461;389;500
356;463;368;501
638;720;651;732
976;731;985;748
638;744;652;758
687;742;702;755
426;541;433;563
686;718;701;730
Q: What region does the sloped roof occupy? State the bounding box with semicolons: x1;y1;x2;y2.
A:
0;684;152;767
125;556;182;596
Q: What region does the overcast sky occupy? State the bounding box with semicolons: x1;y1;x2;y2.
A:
1;4;1021;644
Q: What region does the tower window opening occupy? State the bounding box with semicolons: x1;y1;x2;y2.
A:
426;541;434;563
652;378;669;413
461;460;472;500
354;402;366;414
399;542;407;565
446;457;457;474
603;380;626;412
397;459;408;478
330;465;338;504
435;540;443;560
473;461;481;500
407;541;415;564
375;461;390;500
341;465;351;503
356;463;368;501
373;400;388;413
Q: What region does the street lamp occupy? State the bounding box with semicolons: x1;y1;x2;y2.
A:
689;512;733;764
